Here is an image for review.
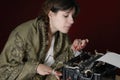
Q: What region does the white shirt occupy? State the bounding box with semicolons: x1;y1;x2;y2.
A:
44;36;55;66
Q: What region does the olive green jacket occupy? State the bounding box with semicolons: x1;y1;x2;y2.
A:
0;18;74;80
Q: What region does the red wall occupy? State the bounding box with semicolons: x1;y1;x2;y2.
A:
0;0;120;53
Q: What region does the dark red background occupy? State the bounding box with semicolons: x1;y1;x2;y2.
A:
0;0;120;53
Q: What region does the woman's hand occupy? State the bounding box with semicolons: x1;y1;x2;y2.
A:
37;64;62;80
37;64;52;75
71;39;89;51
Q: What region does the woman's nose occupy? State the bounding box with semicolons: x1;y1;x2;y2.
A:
69;17;74;24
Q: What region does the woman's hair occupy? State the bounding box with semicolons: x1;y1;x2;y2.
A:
38;0;80;25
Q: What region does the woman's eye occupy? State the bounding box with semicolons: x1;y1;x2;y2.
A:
64;15;68;18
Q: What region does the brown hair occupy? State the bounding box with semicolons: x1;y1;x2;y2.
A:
38;0;80;25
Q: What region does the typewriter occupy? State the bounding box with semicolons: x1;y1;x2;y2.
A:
61;51;117;80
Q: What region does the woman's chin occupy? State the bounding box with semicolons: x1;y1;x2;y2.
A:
61;31;69;34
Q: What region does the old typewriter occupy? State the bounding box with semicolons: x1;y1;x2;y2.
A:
61;51;117;80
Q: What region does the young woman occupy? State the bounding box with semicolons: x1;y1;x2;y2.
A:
0;0;88;80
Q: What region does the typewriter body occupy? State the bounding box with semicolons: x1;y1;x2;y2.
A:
61;51;117;80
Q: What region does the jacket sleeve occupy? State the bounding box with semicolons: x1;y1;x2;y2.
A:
0;30;39;80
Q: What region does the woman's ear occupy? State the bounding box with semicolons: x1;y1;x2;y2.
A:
48;11;54;18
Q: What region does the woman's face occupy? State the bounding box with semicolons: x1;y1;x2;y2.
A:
48;8;75;34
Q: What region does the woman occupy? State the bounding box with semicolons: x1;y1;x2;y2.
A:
0;0;88;80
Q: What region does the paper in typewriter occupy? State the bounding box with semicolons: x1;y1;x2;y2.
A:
97;51;120;68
